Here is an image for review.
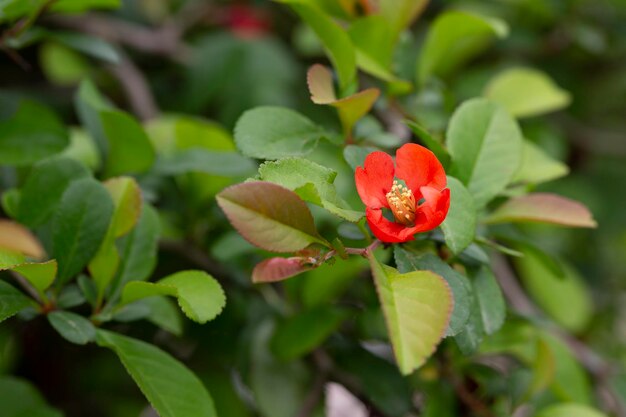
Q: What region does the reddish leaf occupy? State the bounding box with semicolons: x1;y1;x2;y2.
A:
486;193;597;228
252;257;312;283
216;181;330;252
0;220;45;259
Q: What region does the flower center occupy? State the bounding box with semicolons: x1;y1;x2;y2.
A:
386;180;416;226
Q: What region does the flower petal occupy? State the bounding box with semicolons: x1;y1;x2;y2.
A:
395;143;447;198
412;186;451;232
355;151;395;209
366;208;416;243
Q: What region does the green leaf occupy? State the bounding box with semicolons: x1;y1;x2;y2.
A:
0;376;63;417
121;270;225;324
0;100;69;165
536;404;608;417
343;144;378;171
258;157;363;222
154;149;257;177
307;64;380;136
440;177;476;254
100;110;155;177
216;181;330;252
485;193;597;228
368;252;453;374
418;11;507;83
453;289;485;354
51;0;120;13
11;261;57;293
348;15;396;80
48;31;119;63
39;42;91;86
109;204;160;300
271;307;347;360
96;330;217;417
473;266;506;335
377;0;428;38
515;249;593;333
250;321;310;417
104;177;143;238
17;156;90;227
394;248;471;337
52;178;114;283
234;106;325;160
447;98;523;207
143;297;184;336
0;281;32;323
282;1;356;92
484;67;572;118
512;140;569;185
48;311;96;345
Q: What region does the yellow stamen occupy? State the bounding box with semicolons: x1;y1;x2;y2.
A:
386;181;416;226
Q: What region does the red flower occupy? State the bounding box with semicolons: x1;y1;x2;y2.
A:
355;144;451;243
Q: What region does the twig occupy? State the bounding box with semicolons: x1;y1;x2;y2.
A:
9;271;42;304
296;368;327;417
108;50;159;120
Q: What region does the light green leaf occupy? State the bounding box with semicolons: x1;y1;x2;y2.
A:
258;157;363;222
48;311;96;345
96;330;217;417
216;181;330;252
281;1;356;92
343;144;378;170
0;281;32;323
121;270;226;324
485;193;597;228
51;0;120;13
11;261;57;293
447;98;523;207
515;250;593;333
104;177;143;238
536;404;608;417
368;252;452;374
512;140;569;185
100;110;155;177
17;156;90;227
52;178;114;283
440;176;476;254
473;266;506;335
484;67;572;118
271;307;347;360
0;376;64;417
394;248;471;337
0;100;69;165
39;42;91;86
234;106;325;160
418;11;508;84
348;15;395;80
153;149;256;177
377;0;428;38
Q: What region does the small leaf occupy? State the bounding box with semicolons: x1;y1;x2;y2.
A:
394;248;471;337
52;178;114;283
447;98;523;207
121;270;226;324
307;64;380;135
418;11;508;83
0;220;45;259
271;307;347;360
104;177;142;238
515;250;593;333
348;15;396;80
48;311;96;345
536;404;608;417
234;106;325;160
252;257;312;283
0;100;69;165
406;120;450;168
368;252;452;374
100;110;155;177
11;260;57;293
484;67;572;118
512;140;569;185
96;330;218;417
216;181;329;252
0;281;32;323
473;266;506;335
343;144;378;171
440;177;476;255
282;1;356;91
17;156;90;227
377;0;428;38
485;193;597;228
153;149;257;177
257;157;363;222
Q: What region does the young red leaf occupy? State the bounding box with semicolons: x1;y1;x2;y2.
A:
0;220;45;259
252;257;312;283
485;193;597;228
216;181;330;252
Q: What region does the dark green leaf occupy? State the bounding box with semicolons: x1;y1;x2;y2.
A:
48;311;96;345
0;376;63;417
0;281;32;323
440;176;476;254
